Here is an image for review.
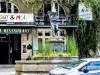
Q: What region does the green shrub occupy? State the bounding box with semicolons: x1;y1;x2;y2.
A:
43;41;52;56
31;53;42;60
38;42;43;53
48;52;59;57
32;52;72;60
59;53;71;57
66;36;78;56
32;36;78;60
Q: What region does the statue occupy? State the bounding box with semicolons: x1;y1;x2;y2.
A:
48;11;58;37
48;1;58;37
47;0;64;53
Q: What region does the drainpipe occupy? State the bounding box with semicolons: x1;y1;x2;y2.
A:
32;9;34;56
8;35;10;64
32;28;34;56
72;28;75;40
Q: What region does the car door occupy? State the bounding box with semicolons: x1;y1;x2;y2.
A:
78;61;100;75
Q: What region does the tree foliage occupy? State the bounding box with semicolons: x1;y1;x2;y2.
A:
11;0;32;12
77;0;100;58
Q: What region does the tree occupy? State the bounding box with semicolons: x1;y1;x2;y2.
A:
77;0;100;58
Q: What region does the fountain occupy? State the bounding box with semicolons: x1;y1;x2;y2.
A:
48;0;65;53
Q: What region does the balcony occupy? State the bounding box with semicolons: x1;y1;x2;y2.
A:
35;14;77;27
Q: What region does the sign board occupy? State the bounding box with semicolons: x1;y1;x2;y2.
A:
0;28;31;34
0;13;34;23
78;3;92;20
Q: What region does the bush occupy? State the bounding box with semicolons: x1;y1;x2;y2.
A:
32;52;71;60
66;36;78;56
48;52;59;57
31;53;43;60
32;36;78;60
59;53;71;57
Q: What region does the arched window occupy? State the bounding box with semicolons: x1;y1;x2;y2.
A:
0;2;19;13
38;3;65;15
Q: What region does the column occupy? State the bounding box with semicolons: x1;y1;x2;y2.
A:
31;28;34;55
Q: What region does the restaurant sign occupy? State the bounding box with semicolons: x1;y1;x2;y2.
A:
0;13;34;22
0;28;31;34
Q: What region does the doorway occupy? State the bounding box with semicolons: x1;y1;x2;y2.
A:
10;34;21;64
0;42;9;64
0;34;21;64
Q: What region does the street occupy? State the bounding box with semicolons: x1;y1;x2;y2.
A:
0;65;15;75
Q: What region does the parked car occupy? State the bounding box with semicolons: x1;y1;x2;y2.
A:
49;58;100;75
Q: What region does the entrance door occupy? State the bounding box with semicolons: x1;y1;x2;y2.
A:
0;34;9;64
0;34;21;64
0;42;9;64
10;34;21;64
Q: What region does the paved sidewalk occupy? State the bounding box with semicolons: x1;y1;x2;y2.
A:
0;65;15;75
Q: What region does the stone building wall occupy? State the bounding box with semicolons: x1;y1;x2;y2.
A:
21;34;32;60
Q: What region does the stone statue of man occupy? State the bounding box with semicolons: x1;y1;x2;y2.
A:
48;11;58;37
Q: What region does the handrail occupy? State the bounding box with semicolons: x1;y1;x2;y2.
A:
35;14;77;26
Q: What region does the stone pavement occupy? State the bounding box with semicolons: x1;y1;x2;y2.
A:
0;65;15;75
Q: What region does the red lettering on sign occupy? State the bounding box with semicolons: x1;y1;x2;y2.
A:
16;15;20;20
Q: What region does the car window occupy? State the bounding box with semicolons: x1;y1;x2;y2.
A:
80;61;100;71
64;60;86;69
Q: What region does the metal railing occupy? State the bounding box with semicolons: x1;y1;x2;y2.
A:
35;14;77;26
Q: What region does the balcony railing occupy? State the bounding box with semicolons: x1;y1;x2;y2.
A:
35;14;77;26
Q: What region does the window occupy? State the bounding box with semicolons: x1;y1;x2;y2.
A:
8;3;11;8
45;31;50;36
14;5;19;13
80;61;100;71
38;38;42;43
60;30;65;36
45;38;48;42
7;3;11;13
38;31;43;36
0;2;6;13
8;9;11;13
0;2;19;13
38;38;43;53
59;5;64;14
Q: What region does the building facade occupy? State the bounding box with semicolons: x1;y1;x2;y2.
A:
0;0;77;64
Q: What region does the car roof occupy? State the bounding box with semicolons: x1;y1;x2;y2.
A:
81;58;100;62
